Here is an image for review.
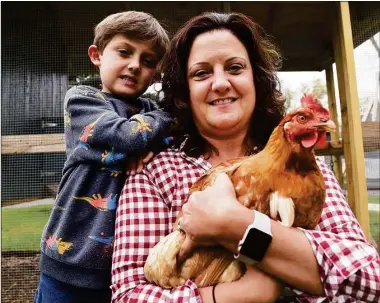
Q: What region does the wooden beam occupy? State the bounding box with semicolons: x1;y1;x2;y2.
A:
325;65;343;186
333;2;370;239
315;141;343;156
2;121;378;156
2;133;65;154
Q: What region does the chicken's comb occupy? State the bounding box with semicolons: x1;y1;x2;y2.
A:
300;94;329;115
301;94;322;108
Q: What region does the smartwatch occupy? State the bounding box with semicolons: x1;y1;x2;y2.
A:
234;210;272;264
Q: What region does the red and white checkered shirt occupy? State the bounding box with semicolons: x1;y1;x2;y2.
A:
111;148;380;303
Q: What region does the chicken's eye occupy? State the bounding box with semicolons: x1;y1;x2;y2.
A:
297;115;307;123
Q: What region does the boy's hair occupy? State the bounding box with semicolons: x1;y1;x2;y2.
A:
93;11;169;61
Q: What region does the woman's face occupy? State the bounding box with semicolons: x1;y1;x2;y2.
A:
187;30;256;139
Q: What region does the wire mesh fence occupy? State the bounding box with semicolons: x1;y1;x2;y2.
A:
1;2;225;302
1;2;379;302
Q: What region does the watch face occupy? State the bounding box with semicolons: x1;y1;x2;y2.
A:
240;228;272;262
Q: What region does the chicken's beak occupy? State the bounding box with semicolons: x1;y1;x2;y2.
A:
315;119;336;131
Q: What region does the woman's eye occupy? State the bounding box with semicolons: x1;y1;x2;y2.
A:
193;70;209;78
229;64;243;73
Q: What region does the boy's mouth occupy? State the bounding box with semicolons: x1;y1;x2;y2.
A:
121;75;138;86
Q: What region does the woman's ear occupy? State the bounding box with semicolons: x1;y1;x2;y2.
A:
88;45;101;67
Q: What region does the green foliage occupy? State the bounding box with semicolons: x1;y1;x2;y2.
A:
300;78;327;100
369;195;380;204
2;205;52;252
370;210;380;242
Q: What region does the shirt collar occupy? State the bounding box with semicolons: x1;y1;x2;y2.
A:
178;138;212;171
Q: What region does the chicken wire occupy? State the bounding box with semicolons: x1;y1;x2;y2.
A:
1;2;380;302
349;3;379;247
1;2;224;302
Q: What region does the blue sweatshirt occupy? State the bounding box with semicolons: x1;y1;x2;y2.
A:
39;85;173;289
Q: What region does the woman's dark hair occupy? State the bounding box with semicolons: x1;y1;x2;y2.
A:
162;12;286;157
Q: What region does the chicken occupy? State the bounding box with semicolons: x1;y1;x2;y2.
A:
144;94;336;288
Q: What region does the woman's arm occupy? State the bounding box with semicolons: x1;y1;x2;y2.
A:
111;157;283;303
199;266;283;303
179;164;380;301
179;174;323;295
286;160;380;301
111;170;201;303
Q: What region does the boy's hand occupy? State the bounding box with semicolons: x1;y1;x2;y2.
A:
126;151;154;176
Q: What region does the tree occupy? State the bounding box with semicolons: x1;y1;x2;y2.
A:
300;78;327;100
283;87;295;111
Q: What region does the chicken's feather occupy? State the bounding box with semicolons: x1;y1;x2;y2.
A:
144;94;330;288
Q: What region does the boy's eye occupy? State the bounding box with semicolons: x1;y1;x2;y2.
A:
142;58;157;68
118;49;132;56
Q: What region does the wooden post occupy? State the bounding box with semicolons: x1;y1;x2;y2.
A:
333;2;370;239
222;1;231;13
325;65;344;186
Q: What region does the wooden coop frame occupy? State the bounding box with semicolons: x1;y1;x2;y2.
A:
2;2;379;239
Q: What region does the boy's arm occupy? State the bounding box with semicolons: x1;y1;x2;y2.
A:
65;86;173;154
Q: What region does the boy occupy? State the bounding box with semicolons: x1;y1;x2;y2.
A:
34;11;172;303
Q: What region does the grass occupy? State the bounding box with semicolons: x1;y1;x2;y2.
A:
368;195;380;205
370;211;380;242
2;205;52;252
1;198;379;252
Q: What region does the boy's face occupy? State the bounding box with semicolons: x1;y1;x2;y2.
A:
89;34;159;99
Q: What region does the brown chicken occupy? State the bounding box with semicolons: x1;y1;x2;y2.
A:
144;94;336;288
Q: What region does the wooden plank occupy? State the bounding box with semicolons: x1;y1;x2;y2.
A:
325;65;343;186
315;141;343;156
333;2;370;239
2;133;65;154
1;123;378;156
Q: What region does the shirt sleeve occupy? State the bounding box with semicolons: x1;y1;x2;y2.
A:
111;170;202;303
65;86;173;154
291;160;380;303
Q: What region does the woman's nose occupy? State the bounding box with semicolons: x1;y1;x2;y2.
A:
211;72;231;93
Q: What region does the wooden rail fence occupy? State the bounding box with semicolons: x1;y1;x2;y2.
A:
2;122;379;155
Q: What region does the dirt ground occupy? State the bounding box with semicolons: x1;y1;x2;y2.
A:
1;253;40;303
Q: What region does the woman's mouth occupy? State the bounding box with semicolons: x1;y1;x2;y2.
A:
209;98;237;105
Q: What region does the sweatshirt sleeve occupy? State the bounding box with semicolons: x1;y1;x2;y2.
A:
64;86;173;155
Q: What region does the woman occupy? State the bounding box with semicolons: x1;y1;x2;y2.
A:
111;12;379;302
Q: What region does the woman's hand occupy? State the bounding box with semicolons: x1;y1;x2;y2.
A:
178;173;251;262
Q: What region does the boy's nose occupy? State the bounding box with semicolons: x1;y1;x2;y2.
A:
128;57;141;73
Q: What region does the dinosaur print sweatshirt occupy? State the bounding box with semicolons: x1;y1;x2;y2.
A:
39;85;173;290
